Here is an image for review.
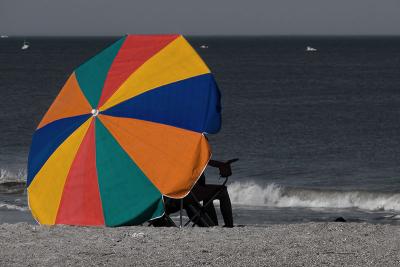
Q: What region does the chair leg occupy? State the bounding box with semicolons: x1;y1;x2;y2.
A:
193;211;215;227
185;204;213;227
165;213;177;227
184;192;216;227
204;202;218;225
149;214;176;227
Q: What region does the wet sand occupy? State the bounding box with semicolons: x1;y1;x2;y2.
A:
0;222;399;266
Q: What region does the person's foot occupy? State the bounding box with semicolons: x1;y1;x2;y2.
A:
222;224;234;228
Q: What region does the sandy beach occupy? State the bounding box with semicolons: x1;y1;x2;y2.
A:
1;222;399;266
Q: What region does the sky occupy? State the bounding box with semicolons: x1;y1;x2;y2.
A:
1;0;400;36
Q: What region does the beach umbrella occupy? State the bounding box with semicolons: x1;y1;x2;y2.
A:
27;35;221;227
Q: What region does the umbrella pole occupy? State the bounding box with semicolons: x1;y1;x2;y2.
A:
179;199;183;228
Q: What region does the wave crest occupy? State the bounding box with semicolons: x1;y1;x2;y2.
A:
228;181;400;211
0;168;26;183
0;202;28;211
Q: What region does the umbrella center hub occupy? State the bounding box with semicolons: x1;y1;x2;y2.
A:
91;109;99;117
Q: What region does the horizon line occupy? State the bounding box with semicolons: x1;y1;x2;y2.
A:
3;34;400;38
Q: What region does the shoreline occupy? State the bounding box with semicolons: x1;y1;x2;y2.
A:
1;222;399;266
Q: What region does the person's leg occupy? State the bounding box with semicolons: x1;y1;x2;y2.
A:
215;186;234;227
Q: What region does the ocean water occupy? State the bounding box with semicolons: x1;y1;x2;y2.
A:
1;36;400;225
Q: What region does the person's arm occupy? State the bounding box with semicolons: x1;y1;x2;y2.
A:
208;159;223;168
208;160;232;177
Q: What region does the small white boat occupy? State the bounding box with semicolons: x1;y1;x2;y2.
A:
1;35;8;38
21;41;30;50
200;44;208;49
306;46;317;52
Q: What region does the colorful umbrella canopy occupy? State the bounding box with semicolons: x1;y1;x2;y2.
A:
27;34;221;227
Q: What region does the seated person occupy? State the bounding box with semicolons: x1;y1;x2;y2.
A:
151;160;234;227
185;160;233;227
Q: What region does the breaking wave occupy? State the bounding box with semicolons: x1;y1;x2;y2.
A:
0;202;28;211
0;168;26;183
0;168;27;194
228;181;400;212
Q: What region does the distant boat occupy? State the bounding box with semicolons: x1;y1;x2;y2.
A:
306;46;317;52
1;35;8;38
200;44;209;49
21;41;30;50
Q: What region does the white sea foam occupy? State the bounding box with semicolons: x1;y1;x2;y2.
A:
0;168;26;183
228;181;400;212
0;202;28;211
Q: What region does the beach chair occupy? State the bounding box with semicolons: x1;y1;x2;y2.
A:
149;158;238;227
181;158;238;227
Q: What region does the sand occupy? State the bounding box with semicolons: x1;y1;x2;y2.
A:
0;222;399;266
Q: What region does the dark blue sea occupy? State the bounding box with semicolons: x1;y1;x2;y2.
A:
1;36;400;225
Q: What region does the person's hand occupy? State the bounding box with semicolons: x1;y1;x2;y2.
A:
218;164;232;177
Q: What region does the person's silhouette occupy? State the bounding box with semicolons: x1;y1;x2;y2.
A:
185;160;233;227
151;160;234;227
